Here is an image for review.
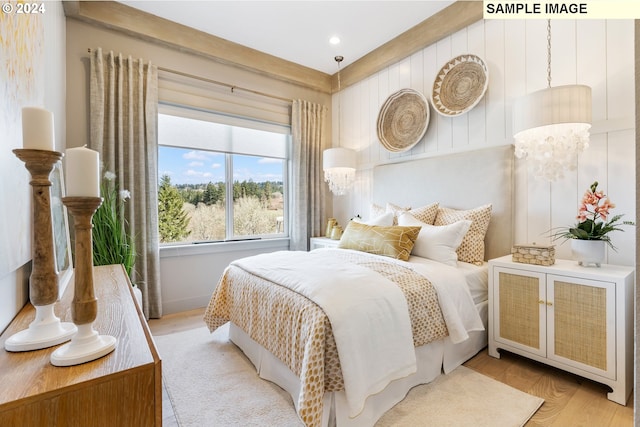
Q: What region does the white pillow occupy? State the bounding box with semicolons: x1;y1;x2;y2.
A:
355;211;394;226
397;212;472;266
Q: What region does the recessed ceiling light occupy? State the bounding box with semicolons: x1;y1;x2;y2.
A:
329;36;341;45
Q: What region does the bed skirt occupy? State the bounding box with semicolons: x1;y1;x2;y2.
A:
228;300;488;427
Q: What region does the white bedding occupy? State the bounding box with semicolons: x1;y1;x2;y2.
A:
233;249;416;417
223;250;490;427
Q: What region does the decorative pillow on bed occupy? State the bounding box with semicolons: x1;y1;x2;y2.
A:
406;202;439;224
338;221;421;261
369;203;386;219
398;213;471;266
354;211;394;226
385;202;410;225
369;202;411;225
434;204;492;264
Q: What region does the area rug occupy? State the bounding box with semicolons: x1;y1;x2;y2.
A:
155;324;543;427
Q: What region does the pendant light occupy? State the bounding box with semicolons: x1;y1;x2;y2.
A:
324;55;356;195
512;20;592;181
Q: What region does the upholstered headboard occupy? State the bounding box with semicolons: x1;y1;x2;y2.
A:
373;145;514;261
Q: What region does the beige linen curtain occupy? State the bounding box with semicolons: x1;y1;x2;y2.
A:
89;48;161;318
290;100;328;250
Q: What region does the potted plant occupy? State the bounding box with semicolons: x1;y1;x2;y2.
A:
552;181;634;266
92;171;140;304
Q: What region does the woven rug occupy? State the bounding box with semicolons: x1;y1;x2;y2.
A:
155;324;543;427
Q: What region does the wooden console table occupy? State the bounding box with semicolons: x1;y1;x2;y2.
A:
0;265;162;427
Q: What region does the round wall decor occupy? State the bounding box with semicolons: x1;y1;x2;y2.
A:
376;88;430;153
431;54;489;117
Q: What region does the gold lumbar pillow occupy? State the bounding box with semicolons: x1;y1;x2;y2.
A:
338;221;421;261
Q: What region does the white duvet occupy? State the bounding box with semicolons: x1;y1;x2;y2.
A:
231;248;483;419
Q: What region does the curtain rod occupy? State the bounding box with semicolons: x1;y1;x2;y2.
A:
87;48;293;104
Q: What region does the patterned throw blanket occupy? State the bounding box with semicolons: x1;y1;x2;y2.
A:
204;249;448;427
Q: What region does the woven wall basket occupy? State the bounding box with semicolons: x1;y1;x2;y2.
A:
431;54;489;117
376;88;430;153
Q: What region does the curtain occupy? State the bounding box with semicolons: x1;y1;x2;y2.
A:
89;48;161;318
290;100;328;251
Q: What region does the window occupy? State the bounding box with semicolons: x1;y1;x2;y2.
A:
157;107;289;245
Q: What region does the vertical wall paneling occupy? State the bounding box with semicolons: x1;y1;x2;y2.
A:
551;20;578;87
606;21;635;121
435;37;454;151
607;129;635;266
422;44;439;157
366;76;378;167
376;68;390;164
327;19;634;267
466;21;487;148
484;20;506;145
451;27;471;150
409;51;426;157
578;21;607;124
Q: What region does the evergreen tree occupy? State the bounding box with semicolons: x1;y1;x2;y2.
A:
158;174;191;242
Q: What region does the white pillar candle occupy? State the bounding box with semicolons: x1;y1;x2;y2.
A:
65;147;100;197
22;107;55;151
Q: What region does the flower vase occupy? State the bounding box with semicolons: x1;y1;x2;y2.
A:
571;239;605;267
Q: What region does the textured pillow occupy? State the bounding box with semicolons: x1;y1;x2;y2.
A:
338;221;421;261
398;213;471;266
369;202;411;225
407;202;439;225
354;211;394;226
386;202;410;225
370;203;386;219
434;204;492;264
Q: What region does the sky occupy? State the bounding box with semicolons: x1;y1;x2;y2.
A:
158;146;284;186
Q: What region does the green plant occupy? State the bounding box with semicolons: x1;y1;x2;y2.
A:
92;171;136;278
551;181;634;249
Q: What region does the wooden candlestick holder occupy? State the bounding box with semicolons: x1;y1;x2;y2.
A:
50;197;116;366
4;149;77;352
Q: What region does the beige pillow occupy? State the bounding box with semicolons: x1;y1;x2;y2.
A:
434;204;492;264
369;202;411;225
386;202;410;225
338;221;421;261
407;202;439;225
370;203;386;219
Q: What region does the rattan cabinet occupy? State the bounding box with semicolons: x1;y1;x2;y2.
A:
488;255;634;405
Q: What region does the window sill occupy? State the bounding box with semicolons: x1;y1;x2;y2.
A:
159;237;290;258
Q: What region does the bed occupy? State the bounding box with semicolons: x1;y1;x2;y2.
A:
204;146;514;427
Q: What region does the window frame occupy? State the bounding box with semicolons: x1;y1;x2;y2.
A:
157;103;291;247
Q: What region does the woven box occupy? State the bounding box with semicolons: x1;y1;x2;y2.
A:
511;244;555;266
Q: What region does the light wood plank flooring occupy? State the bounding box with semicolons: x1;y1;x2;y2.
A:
149;308;634;427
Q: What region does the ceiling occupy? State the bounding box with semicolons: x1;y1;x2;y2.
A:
117;1;455;75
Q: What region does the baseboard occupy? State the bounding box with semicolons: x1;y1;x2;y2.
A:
162;294;210;315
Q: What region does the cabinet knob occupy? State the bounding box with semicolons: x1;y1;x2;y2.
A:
538;300;545;305
546;301;553;306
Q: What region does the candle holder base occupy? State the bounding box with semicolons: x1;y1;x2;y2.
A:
4;304;77;352
50;323;116;367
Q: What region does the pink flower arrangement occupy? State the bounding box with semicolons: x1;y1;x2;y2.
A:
553;181;634;249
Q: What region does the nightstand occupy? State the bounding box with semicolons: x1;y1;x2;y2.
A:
488;255;634;405
309;236;340;250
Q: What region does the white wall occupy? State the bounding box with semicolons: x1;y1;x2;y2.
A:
331;19;635;267
0;1;66;332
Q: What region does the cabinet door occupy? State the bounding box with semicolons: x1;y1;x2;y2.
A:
493;267;546;357
547;274;616;379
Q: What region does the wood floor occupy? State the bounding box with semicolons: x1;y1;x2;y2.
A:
149;308;634;427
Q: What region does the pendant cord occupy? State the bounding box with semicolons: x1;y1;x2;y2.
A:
335;55;344;146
